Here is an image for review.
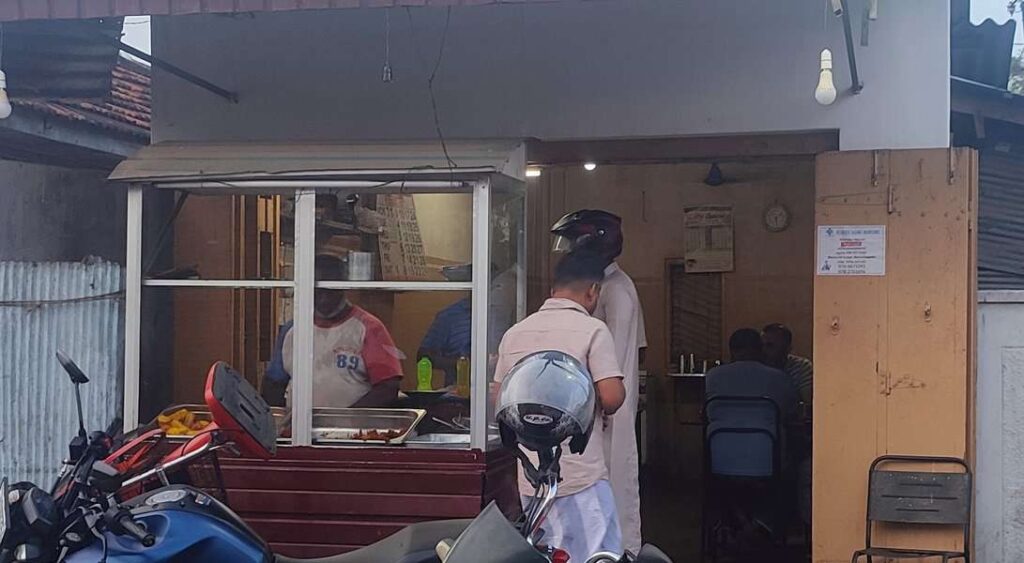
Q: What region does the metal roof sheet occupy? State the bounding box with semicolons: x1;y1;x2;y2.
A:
4;17;122;100
0;0;565;22
108;140;525;183
12;57;151;140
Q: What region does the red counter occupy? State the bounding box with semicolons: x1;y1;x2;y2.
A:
217;446;521;557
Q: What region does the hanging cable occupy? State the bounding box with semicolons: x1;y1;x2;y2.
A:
406;7;458;176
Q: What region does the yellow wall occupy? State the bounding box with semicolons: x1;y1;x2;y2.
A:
528;159;817;376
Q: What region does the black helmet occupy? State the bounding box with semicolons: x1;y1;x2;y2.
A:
550;209;623;260
495;350;596;456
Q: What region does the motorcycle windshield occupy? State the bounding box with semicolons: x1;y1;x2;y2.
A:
445;502;547;563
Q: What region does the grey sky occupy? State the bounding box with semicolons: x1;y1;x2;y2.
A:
973;0;1023;46
121;16;151;56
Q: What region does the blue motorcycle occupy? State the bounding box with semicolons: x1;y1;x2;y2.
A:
0;356;671;563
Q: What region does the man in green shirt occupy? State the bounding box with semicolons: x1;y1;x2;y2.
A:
762;323;813;408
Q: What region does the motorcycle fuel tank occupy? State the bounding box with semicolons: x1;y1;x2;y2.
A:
66;486;269;563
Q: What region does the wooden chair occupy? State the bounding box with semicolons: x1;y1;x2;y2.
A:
851;455;971;563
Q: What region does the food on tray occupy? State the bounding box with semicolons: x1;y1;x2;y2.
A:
157;408;211;436
354;429;403;442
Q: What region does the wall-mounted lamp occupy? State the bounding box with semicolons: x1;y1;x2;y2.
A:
583;162;598;172
525;167;542;178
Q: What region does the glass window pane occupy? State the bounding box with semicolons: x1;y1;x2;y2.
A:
313;191;472;282
139;287;292;443
487;188;526;448
143;193;294;281
288;285;472;446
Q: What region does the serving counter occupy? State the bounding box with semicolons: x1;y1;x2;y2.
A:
217;446;520;558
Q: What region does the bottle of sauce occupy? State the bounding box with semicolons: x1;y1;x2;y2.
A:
456;356;470;398
416;357;433;391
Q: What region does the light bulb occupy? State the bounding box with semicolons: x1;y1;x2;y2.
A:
525;167;542;178
814;49;837;106
0;71;12;119
583;162;597;172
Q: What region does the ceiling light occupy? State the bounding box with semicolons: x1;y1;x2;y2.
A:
583;162;597;172
525;167;542;178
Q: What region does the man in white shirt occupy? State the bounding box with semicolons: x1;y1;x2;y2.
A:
551;209;648;555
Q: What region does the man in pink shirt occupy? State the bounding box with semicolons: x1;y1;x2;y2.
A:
494;251;626;561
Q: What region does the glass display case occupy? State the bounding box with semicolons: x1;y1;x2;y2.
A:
116;142;527;451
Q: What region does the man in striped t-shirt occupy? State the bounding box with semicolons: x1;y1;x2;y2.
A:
762;323;813;407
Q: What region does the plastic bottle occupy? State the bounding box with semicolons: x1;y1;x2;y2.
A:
417;357;433;391
456;356;470;398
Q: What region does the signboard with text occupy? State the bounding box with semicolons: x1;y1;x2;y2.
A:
816;225;886;276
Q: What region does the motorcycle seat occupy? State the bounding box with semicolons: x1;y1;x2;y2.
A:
274;519;472;563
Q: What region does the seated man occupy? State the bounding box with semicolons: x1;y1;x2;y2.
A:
705;329;799;476
762;323;813;409
493;250;626;562
266;254;403;408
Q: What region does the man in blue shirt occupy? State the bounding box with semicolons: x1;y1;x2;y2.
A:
418;297;472;386
705;328;799;476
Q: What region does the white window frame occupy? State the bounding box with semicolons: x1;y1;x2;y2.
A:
123;178;518;450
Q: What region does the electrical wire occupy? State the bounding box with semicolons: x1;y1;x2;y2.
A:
405;7;459;179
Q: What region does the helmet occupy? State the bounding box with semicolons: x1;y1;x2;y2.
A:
550;209;623;260
495;350;596;455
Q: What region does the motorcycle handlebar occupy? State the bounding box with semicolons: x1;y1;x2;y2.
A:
113;511;155;547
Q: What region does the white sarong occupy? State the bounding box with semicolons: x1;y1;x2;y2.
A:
521;480;622;563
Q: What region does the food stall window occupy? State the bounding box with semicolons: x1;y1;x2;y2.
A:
140;287;293;444
486;188;526;444
119;142;528;451
143;193;293;281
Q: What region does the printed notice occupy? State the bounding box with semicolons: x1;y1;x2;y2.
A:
683;205;734;273
817;225;886;276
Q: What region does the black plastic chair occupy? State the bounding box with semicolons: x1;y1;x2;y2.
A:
851;455;971;563
701;395;783;562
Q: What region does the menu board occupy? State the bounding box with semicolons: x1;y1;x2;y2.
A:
376;195;431;281
683;205;735;273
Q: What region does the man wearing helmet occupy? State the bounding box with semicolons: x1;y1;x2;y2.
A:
493;251;627;561
551;209;648;554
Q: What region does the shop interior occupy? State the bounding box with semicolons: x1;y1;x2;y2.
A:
525;133;833;561
133;133;833;561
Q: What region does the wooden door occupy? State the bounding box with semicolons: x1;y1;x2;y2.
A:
813;148;977;561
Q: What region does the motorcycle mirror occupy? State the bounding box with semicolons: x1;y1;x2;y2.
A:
55;350;89;385
55;350;88;439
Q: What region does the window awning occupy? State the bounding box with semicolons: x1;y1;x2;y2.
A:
0;1;564;22
108;140;526;185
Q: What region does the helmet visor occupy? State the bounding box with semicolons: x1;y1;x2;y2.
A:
551;235;575;253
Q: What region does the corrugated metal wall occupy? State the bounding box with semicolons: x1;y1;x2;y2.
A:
979;153;1024;290
0;259;123;486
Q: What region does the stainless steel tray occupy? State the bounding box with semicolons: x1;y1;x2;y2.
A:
311;408;426;445
153;404;289;442
404;433;470;449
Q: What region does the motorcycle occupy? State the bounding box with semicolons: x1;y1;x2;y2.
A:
0;355;672;563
